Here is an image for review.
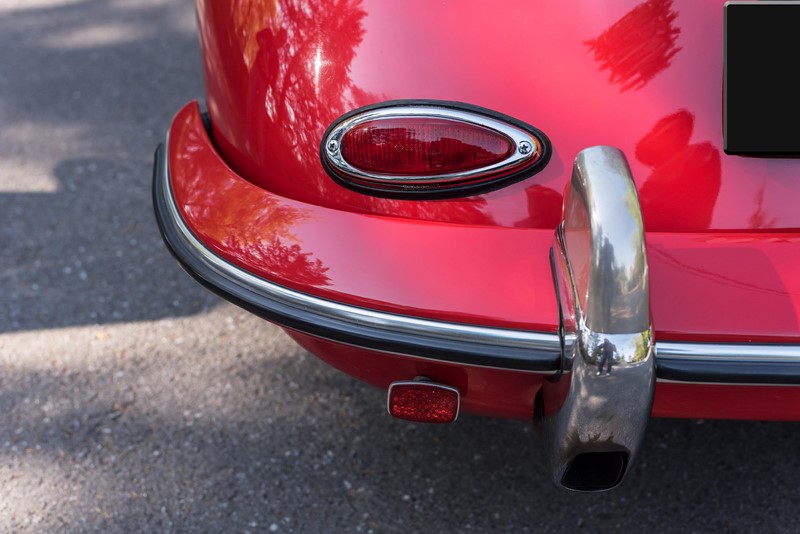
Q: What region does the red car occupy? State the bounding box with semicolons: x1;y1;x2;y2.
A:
153;0;800;491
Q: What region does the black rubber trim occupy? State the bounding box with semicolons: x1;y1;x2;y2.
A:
152;142;560;372
319;99;552;200
657;357;800;385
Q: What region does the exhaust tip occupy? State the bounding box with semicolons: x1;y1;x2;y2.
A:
561;452;629;492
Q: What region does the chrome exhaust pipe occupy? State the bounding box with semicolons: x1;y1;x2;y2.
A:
542;146;655;492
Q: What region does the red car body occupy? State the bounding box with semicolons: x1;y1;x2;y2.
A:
154;0;800;490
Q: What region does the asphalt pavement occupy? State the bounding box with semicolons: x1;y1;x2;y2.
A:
1;1;799;532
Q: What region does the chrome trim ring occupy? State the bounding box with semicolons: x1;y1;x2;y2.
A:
323;104;540;184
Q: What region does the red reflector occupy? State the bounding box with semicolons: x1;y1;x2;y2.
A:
340;117;514;176
387;381;460;424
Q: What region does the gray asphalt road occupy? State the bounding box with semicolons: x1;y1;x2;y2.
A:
1;1;798;532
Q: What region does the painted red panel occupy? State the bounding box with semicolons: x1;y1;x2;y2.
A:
653;383;800;421
195;0;800;232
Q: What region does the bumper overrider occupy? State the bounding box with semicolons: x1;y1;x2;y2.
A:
154;102;800;491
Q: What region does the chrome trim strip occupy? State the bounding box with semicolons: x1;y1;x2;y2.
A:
159;131;562;370
657;378;800;387
657;342;800;363
323;105;539;184
656;341;800;386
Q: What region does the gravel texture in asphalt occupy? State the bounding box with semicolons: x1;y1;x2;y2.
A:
1;1;799;532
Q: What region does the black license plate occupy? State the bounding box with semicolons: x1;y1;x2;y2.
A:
725;1;800;155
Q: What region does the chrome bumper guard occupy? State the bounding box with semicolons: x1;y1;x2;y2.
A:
543;147;655;491
540;146;800;491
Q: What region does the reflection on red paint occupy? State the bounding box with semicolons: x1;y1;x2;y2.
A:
636;110;720;231
242;0;370;178
586;0;682;91
223;236;330;287
515;185;562;229
748;178;779;230
230;0;278;72
200;0;495;226
174;118;330;288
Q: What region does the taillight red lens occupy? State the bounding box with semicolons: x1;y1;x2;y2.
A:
387;381;460;424
340;117;514;176
322;102;550;198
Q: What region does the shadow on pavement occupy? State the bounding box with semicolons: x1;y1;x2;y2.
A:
0;0;215;333
1;329;798;532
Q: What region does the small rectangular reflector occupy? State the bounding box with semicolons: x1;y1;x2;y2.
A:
387;380;460;424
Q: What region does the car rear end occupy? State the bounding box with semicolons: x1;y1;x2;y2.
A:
154;0;800;490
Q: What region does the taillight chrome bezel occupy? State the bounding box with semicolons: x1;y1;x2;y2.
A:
320;100;550;198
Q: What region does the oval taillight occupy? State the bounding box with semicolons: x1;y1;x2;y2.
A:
321;102;550;198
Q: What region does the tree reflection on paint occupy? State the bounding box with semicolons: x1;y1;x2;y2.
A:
223;236;330;287
232;0;278;71
636;110;720;231
748;178;779;229
231;0;494;224
176;122;331;287
515;185;562;229
585;0;682;91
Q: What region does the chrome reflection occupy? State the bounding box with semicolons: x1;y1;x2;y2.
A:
543;146;655;492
